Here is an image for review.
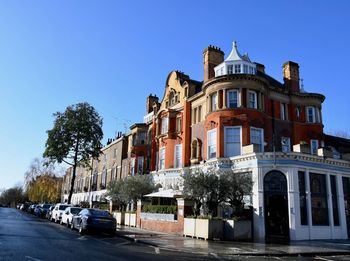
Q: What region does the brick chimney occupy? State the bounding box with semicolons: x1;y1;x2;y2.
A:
283;61;300;92
146;94;158;113
255;62;265;73
203;45;224;82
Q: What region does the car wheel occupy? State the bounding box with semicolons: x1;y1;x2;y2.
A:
79;222;85;235
70;222;74;230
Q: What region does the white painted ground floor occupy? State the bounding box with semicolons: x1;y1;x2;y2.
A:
151;152;350;241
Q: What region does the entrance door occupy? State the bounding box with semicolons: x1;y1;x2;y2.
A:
342;177;350;239
264;171;290;241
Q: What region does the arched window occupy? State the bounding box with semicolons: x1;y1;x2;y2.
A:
191;139;202;163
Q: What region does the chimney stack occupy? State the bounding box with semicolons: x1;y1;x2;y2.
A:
203;45;224;82
255;62;265;74
283;61;300;92
146;94;159;113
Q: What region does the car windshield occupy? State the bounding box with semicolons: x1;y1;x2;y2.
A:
43;204;51;209
59;205;69;210
71;208;82;214
89;209;111;217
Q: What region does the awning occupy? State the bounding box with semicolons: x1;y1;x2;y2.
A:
144;189;183;198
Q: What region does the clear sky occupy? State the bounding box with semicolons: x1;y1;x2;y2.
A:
1;1;350;189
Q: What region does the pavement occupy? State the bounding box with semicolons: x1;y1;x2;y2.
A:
115;225;350;257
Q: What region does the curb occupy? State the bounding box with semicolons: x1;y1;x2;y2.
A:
116;234;350;257
116;234;159;248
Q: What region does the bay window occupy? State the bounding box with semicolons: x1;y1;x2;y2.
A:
207;129;217;159
174;144;182;168
248;91;257;109
211;93;217;112
250;127;264;152
227;90;239;108
161;117;168;134
159;147;165;170
224;126;241;157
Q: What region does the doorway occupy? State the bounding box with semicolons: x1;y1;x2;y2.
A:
264;170;290;241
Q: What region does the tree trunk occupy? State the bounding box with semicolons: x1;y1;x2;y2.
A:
67;164;77;204
68;140;80;204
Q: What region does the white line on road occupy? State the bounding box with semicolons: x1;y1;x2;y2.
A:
315;256;334;261
210;252;224;260
149;246;160;254
272;257;283;260
25;256;43;261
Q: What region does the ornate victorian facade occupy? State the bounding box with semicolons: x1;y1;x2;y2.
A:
62;42;350;241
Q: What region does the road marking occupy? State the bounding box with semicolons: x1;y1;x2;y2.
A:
315;257;334;261
25;256;43;261
149;246;160;254
272;257;283;260
210;252;224;260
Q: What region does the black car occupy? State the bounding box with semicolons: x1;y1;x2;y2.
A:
71;208;116;236
37;204;53;218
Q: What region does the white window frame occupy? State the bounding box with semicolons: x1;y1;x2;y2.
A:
224;126;242;157
159;147;165;170
211;93;217;112
227;89;240;108
310;139;319;155
248;91;257;109
281;137;291;152
234;64;241;73
243;64;248;73
207;128;217;159
174;144;182;168
161;117;168;134
306;106;316;123
227;65;233;74
250;127;264;152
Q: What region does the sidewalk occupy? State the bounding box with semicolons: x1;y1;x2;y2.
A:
115;226;350;257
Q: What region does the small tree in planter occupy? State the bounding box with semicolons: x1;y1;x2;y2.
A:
183;169;227;217
106;175;155;212
220;171;252;218
106;179;127;211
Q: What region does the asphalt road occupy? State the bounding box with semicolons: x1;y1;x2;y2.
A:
0;207;215;261
1;207;350;261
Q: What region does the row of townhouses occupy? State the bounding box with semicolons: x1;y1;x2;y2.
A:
62;41;350;241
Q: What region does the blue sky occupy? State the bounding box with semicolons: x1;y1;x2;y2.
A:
1;1;349;189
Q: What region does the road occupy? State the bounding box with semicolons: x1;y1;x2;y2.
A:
0;207;215;261
1;207;350;261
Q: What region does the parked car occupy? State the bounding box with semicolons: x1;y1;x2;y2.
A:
71;208;116;236
46;205;55;220
33;205;42;216
20;203;30;211
51;204;71;223
36;204;53;218
60;207;82;227
28;204;37;214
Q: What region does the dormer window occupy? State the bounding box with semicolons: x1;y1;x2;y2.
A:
235;64;241;73
243;64;248;73
214;41;256;77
